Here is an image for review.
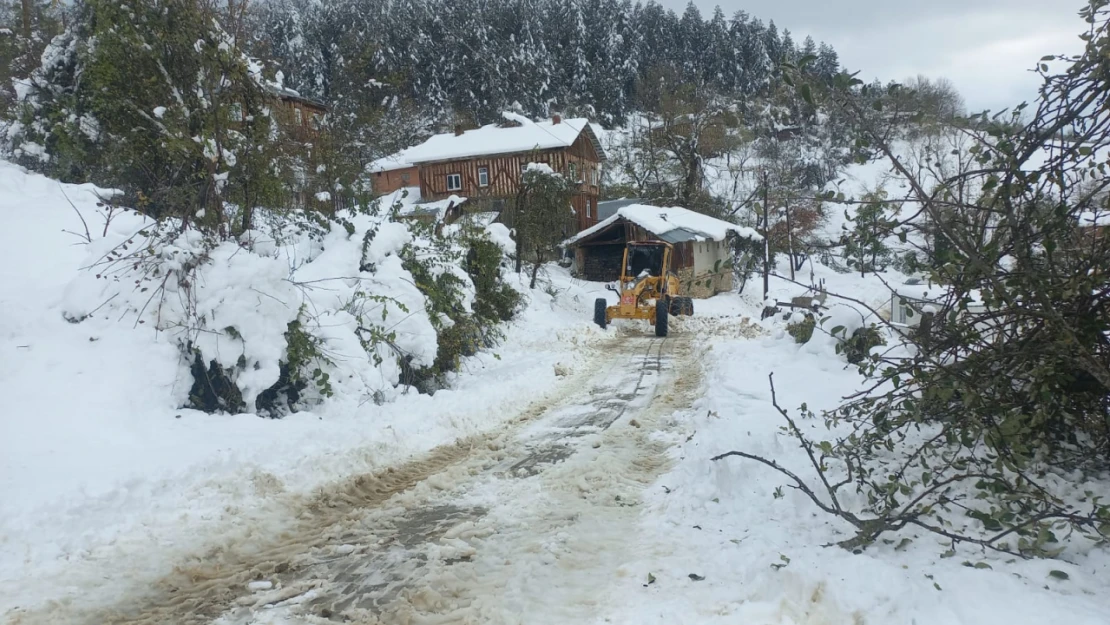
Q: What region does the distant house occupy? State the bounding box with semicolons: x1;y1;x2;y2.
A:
371;113;606;231
257;84;332;210
1076;209;1110;247
562;204;761;298
268;85;328;142
890;280;986;331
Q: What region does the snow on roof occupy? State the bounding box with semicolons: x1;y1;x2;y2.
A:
370;113;603;173
893;282;984;306
564;204;761;246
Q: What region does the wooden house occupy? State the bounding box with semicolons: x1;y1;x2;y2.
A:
371;114;605;232
268;85;328;142
562;204;761;298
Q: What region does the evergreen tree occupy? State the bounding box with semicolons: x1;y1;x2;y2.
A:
10;0;286;232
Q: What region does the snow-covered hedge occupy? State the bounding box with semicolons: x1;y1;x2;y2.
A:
60;199;519;416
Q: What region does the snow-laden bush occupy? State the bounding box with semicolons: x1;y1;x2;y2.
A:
60;198;518;416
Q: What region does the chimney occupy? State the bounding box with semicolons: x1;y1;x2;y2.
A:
551;114;561;125
454;124;464;136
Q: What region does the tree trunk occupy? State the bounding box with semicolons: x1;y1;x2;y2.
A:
529;250;542;289
762;171;770;300
20;0;32;40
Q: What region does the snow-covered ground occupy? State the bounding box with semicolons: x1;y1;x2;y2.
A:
5;156;1110;624
600;276;1110;625
0;160;608;617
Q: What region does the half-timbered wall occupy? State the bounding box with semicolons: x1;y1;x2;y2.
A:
414;132;603;232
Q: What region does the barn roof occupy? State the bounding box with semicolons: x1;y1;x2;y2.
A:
597;198;642;221
370;113;605;173
563;204;762;247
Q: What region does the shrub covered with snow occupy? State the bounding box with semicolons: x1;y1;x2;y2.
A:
60;194;521;416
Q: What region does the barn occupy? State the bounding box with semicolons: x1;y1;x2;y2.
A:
562;204;761;298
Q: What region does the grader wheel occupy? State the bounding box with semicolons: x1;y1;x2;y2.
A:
655;298;669;337
594;298;608;330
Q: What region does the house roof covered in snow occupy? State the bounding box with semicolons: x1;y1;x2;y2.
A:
370;113;605;173
563;204;761;247
264;83;327;110
597;198;642;221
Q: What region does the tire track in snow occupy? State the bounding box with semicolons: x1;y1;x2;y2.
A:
213;333;697;625
12;331;699;625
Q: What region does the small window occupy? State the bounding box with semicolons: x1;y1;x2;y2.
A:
586;199;592;218
568;162;578;182
478;166;489;187
294;107;303;125
446;173;462;191
312;113;323;129
229;102;243;122
401;172;410;183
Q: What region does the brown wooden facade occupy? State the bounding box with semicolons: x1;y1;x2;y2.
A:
374;123;604;232
273;92;328;142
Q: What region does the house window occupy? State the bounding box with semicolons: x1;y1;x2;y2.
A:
586;199;592;218
401;172;410;184
892;298;907;325
478;166;489;187
294;107;303;125
229;102;243;122
568;162;578;182
446;173;462;191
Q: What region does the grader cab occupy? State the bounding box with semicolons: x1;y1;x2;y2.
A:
593;241;694;337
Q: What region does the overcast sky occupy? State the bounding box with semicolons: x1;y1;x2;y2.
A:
660;0;1089;112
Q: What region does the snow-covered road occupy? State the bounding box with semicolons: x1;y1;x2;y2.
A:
20;331;699;625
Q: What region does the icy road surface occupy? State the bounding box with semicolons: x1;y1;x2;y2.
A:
32;332;698;625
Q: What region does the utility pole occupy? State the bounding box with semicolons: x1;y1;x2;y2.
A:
762;169;770;301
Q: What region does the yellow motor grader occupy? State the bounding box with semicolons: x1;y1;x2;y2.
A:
593;241;694;337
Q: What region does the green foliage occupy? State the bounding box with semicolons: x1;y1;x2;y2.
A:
836;324;885;365
842;191;893;276
730;235;763;294
502;163;575;287
10;0;288;232
283;311;335;399
254;307;335;417
0;0;62;118
399;225;522;393
786;314;815;343
466;235;523;323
